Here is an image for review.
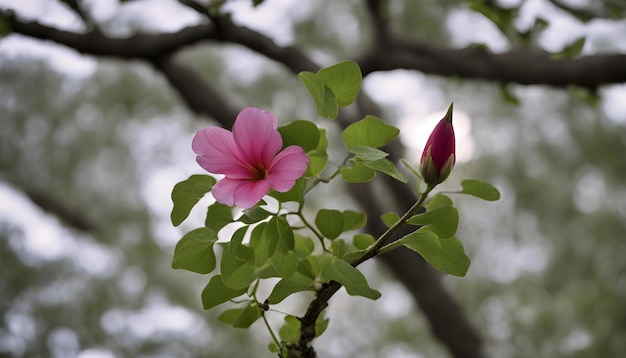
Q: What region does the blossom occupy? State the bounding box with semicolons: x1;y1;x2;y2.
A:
420;103;455;186
192;107;309;208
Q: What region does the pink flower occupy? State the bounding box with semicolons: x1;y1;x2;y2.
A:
420;103;455;186
192;107;309;208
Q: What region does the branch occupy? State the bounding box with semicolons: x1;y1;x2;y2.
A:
358;40;626;88
23;188;97;232
2;10;213;60
150;55;237;126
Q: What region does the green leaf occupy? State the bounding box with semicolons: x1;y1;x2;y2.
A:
315;209;344;240
171;228;217;274
239;206;272;224
427;194;453;210
317;61;362;107
294;234;315;258
205;202;233;231
268;272;315;304
270;250;299;278
342;115;399;148
315;313;329;337
171;175;216;226
319;255;381;299
340;161;376;183
552;36;586;59
331;239;348;258
201;275;247;310
363;158;407;183
223;261;256;289
298;71;338;119
398;229;470;276
407;206;459;238
460;179;501;201
346;145;389;161
279;315;301;343
270;177;305;203
278;120;320;152
353;234;375;250
305;128;328;177
341;210;366;232
256;216;295;265
381;212;400;227
219;302;262;328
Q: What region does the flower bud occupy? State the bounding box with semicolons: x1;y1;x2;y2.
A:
420;103;455;186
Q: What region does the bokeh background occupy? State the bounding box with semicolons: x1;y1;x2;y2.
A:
1;0;625;357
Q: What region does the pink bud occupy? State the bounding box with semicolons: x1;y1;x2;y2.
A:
420;103;455;186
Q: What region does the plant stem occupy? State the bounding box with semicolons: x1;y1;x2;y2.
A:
349;185;433;267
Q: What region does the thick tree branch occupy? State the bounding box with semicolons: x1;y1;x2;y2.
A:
358;41;626;87
4;9;626;87
150;55;237;127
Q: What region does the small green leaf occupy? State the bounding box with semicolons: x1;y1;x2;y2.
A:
342;115;400;148
319;255;381;299
171;175;216;226
172;228;217;274
398;229;470;276
279;315;301;343
341;210;366;232
317;61;362;107
353;234;375;250
239;206;272;224
294;234;315;258
223;261;256;289
278;120;320;152
201;275;247;310
268;272;315;304
298;71;338;119
205;202;233;231
407;205;459;238
270;250;299;278
219;302;262;328
315;313;329;337
340;161;376;183
460;179;500;201
427;194;453;210
331;239;348;258
381;212;400;227
346;145;389;161
363;158;407;183
315;209;344;240
256;216;294;265
305;128;328;177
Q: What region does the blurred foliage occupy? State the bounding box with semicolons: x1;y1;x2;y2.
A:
1;0;626;357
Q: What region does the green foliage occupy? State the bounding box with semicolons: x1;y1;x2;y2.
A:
219;302;263;328
171;228;218;274
460;179;501;201
340;160;376;183
319;255;381;299
407;205;459;238
342;115;399;148
397;228;470;276
299;61;362;119
205;202;233;230
171;174;216;226
202;275;247;310
166;60;497;354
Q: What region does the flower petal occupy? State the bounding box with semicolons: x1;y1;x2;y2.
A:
192;127;252;178
211;178;242;206
233;180;271;209
267;146;309;192
232;107;283;168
